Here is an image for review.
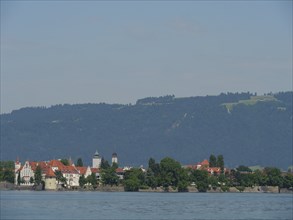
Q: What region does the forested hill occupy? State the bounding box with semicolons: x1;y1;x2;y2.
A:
1;92;292;169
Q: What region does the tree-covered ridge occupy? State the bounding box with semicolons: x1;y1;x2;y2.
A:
1;92;292;169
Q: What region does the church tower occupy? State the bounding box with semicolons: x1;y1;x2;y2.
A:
92;150;101;168
112;152;118;165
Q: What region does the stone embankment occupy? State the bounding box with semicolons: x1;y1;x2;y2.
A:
139;186;290;193
1;181;292;193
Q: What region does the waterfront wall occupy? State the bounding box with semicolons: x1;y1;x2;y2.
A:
1;181;291;193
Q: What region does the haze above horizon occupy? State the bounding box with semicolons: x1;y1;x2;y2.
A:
1;1;292;113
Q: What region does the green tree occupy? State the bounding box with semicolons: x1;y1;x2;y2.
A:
87;173;98;188
178;168;189;192
148;158;160;178
79;174;87;187
238;173;254;187
236;165;252;172
217;155;224;173
0;161;15;169
281;174;293;188
264;167;282;187
190;170;209;192
60;159;69;166
76;158;83;167
124;168;147;191
145;169;157;189
124;177;140;191
34;165;42;185
112;162;118;169
0;161;15;183
54;170;66;184
209;154;217;167
178;180;189;192
252;169;268;186
100;157;110;170
159;157;181;188
17;171;21;185
148;158;156;169
208;175;219;190
2;169;15;183
101;167;119;186
29;177;34;184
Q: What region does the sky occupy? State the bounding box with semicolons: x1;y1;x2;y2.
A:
1;1;292;113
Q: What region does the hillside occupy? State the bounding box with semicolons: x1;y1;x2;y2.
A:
1;92;292;169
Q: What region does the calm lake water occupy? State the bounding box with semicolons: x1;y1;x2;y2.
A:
1;191;292;220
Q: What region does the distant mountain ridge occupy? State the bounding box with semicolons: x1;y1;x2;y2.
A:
1;92;292;169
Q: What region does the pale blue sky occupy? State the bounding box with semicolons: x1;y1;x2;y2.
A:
1;1;292;113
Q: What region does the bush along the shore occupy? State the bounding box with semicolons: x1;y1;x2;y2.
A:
122;157;293;192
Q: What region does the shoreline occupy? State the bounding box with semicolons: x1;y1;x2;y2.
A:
1;182;292;193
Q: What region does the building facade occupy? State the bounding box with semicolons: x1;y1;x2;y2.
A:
92;150;101;168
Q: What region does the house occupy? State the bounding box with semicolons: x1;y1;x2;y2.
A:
196;159;209;169
115;168;125;180
48;160;65;172
15;161;48;186
184;159;228;175
44;167;57;190
91;168;100;180
13;150;121;189
15;160;57;190
58;165;80;188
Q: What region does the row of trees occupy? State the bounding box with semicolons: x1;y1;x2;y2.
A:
121;157;293;192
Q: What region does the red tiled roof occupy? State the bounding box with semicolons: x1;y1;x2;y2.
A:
91;168;100;173
207;167;221;173
60;165;79;174
48;160;65;170
76;166;87;175
28;161;49;172
45;168;56;177
116;168;124;173
200;159;209;166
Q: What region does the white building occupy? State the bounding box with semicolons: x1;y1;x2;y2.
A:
112;152;118;165
92;150;101;168
15;161;35;185
59;165;80;188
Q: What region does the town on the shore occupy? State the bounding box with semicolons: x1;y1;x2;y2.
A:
0;151;293;193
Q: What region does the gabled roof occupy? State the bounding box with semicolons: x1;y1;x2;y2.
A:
48;160;65;169
45;168;56;177
60;165;79;174
200;159;209;166
26;161;48;171
76;166;87;175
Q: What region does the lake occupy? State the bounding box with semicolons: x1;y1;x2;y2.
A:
1;191;292;220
